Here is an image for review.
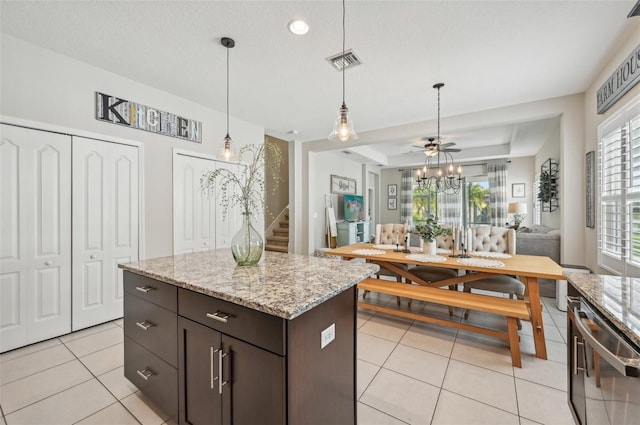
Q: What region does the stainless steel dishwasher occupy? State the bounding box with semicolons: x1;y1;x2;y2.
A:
567;296;640;425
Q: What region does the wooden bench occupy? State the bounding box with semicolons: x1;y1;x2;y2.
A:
357;278;530;367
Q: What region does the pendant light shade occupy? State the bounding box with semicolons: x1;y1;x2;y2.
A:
220;37;236;161
328;0;358;142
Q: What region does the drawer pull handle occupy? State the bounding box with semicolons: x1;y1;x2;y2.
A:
135;286;153;293
206;311;229;323
136;321;153;331
136;368;154;381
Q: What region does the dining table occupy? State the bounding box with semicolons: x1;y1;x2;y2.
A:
326;243;565;360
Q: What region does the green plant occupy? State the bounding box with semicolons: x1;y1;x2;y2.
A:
538;171;551;203
412;215;451;242
200;143;282;219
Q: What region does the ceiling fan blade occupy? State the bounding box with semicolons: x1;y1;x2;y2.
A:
442;148;461;153
439;142;456;148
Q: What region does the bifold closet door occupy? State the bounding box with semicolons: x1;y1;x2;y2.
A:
72;137;139;331
0;125;71;352
173;154;216;254
173;153;242;254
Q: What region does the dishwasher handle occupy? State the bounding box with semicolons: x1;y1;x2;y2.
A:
573;305;640;377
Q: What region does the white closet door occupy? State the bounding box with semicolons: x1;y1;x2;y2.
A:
72;137;138;331
173;154;216;254
0;125;71;352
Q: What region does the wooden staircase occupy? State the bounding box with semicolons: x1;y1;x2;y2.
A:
265;212;289;253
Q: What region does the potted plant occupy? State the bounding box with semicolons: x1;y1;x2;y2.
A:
411;215;451;255
200;143;282;266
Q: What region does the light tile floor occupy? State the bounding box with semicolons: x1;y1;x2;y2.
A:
0;296;573;425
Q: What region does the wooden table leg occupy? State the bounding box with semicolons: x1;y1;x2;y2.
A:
525;276;547;359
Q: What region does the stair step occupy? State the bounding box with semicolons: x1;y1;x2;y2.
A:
273;228;289;236
265;244;288;253
267;236;288;242
279;220;289;228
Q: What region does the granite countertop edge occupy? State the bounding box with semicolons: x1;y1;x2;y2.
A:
120;257;379;320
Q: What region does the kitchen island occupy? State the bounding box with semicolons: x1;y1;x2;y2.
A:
119;250;378;425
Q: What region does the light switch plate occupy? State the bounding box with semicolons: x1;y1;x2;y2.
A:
321;323;335;349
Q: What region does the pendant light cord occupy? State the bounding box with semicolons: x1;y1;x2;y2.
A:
342;0;346;105
437;85;440;144
226;45;230;137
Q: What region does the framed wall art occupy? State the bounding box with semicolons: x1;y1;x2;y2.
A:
586;150;595;228
388;198;397;210
330;175;356;195
388;184;397;197
512;183;525;198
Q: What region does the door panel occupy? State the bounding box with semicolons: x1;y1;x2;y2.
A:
0;125;71;352
73;137;138;330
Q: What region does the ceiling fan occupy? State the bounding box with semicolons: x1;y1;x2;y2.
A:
409;137;461;156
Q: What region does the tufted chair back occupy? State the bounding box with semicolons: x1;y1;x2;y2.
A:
375;224;407;245
469;226;516;254
436;224;458;250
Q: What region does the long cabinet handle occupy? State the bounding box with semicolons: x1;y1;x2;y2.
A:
136;321;153;331
206;311;229;323
135;286;153;293
136;368;154;381
218;349;228;394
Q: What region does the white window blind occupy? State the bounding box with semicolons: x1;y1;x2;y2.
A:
598;95;640;276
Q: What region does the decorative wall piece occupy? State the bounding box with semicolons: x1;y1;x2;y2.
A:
512;183;525;198
586;151;595;228
538;158;559;212
95;92;202;143
388;184;397;197
388;198;397;210
330;174;356;194
596;43;640;114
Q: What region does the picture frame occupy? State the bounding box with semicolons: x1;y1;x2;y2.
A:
387;184;397;197
330;175;356;195
388;198;397;210
512;183;525;198
586;151;595;228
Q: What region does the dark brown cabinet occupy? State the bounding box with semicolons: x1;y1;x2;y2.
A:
124;271;357;425
178;317;285;425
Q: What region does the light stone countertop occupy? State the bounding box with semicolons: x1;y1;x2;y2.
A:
119;249;379;320
565;272;640;348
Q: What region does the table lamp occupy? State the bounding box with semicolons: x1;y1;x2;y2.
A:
508;202;527;229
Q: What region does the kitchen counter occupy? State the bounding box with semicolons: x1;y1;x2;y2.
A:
120;249;378;319
565;272;640;348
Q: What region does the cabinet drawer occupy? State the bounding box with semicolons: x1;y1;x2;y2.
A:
124;294;177;367
124;272;177;312
178;288;286;356
124;336;177;421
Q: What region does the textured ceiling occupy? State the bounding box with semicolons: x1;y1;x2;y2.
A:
1;0;636;166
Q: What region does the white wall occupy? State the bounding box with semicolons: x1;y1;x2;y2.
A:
307;151;365;251
506;157;535;229
1;35;265;259
583;24;640;274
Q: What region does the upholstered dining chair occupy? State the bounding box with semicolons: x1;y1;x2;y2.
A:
463;226;525;327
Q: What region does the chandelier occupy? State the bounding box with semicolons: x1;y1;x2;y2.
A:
416;83;462;194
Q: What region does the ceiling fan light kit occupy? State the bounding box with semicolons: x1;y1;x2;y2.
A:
328;0;358;142
416;83;463;194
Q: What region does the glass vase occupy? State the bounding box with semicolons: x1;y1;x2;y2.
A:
231;212;264;266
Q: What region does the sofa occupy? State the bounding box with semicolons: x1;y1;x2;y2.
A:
516;225;561;297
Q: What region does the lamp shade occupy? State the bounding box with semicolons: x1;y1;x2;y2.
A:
508;202;527;214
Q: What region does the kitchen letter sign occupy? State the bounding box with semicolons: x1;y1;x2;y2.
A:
96;92;202;143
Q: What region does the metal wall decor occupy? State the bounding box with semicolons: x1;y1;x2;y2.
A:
586;151;595;228
95;92;202;143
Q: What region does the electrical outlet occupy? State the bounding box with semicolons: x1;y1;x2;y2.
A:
320;323;335;349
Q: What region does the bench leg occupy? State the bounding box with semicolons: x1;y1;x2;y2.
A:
507;317;522;368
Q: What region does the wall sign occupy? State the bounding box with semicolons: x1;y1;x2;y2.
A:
95;92;202;143
597;44;640;114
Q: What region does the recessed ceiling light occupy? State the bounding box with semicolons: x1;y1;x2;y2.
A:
288;20;309;35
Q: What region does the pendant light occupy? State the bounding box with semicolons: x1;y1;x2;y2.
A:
220;37;236;161
328;0;358;142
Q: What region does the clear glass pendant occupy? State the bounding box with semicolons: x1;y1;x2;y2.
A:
328;103;358;142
